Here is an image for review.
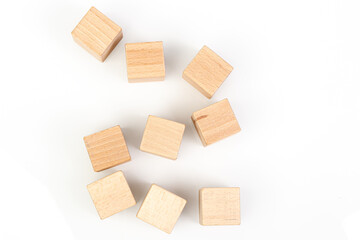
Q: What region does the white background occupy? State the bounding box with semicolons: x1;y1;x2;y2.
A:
0;0;359;239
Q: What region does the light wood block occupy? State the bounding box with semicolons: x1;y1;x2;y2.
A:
87;171;136;219
192;98;240;146
199;187;240;226
137;184;186;234
182;46;233;98
84;125;131;172
140;115;185;160
125;41;165;82
71;7;123;62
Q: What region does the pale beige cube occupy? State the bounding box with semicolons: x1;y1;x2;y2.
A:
192;98;241;146
87;171;136;219
125;41;166;82
84;125;131;172
183;45;233;98
199;187;240;226
137;184;187;234
71;7;123;62
140;116;185;160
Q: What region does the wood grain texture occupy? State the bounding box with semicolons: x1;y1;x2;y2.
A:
182;45;233;98
71;7;123;62
84;125;131;172
140;115;185;160
192;98;240;146
136;184;186;234
199;187;240;226
125;41;165;82
87;171;136;220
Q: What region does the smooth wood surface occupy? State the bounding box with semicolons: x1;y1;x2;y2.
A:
199;187;240;226
192;98;240;146
125;41;165;82
137;184;186;234
71;7;123;62
87;171;136;220
140;115;185;160
182;45;233;98
84;125;131;172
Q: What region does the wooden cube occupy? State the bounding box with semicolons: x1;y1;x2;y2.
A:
199;187;240;226
140;115;185;160
125;41;165;82
87;171;136;219
84;125;131;172
182;46;233;98
71;7;123;62
137;184;186;234
192;98;240;146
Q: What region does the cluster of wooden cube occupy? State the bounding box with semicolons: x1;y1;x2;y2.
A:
87;171;240;233
74;7;241;234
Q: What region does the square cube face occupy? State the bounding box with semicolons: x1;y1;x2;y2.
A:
183;46;233;99
125;41;166;82
137;184;186;234
199;188;240;226
71;7;123;62
84;125;131;172
140;116;185;160
192;99;241;146
87;171;136;219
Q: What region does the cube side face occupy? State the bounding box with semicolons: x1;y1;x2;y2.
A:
192;99;241;146
183;46;233;98
101;31;123;61
71;7;122;62
199;188;240;226
125;42;166;82
137;184;186;234
140;116;185;159
182;71;212;99
87;171;136;219
84;126;131;172
191;114;207;146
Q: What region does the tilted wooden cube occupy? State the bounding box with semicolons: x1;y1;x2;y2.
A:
125;41;165;82
140;115;185;160
182;46;233;98
137;184;186;234
199;187;240;226
84;125;131;172
71;7;123;62
87;171;136;219
192;98;241;146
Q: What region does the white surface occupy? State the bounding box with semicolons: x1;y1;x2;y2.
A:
0;0;359;239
